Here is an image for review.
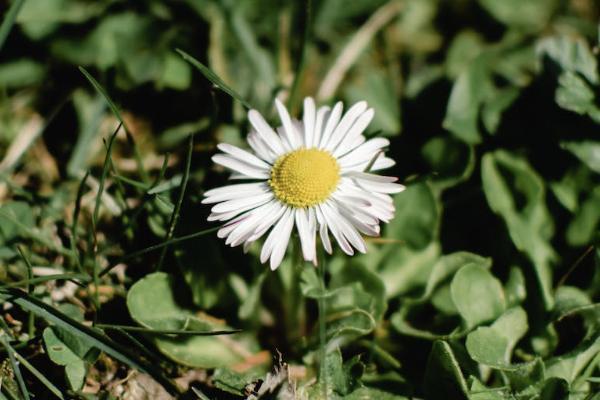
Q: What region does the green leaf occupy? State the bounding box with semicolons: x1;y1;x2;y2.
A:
0;201;34;243
451;264;506;328
465;307;528;367
158;54;192;90
546;336;600;383
478;0;558;31
424;341;469;400
561;141;600;174
555;72;600;122
384;182;439;249
0;59;45;88
421;136;475;190
481;150;556;309
43;328;87;391
410;251;492;304
0;287;180;395
126;272;247;368
537;35;599;84
345;68;401;135
504;267;527;307
443;59;494;144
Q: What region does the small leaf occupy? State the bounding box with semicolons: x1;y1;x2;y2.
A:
465;307;528;367
127;272;247;368
451;264;506;328
424;341;469;400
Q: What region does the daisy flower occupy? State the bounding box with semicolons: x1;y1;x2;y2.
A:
203;97;405;270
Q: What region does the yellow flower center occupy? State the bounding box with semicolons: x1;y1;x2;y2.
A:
269;148;340;208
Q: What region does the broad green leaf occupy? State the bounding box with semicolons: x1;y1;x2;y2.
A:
17;0;105;39
378;242;440;298
424;341;469;400
561;141;600;174
546;336;600;383
345;387;409;399
555;73;600;122
566;187;600;246
384;182;439;249
451;264;506;328
443;59;493;144
445;30;485;78
0;59;45;88
127;272;247;368
410;251;492;304
469;378;506;400
211;368;261;396
158;53;192;90
67;90;105;177
0;201;34;243
345;68;401;135
465;307;528;367
481;150;556;309
537;35;599;84
504;267;527;307
421;136;475;190
479;0;558;31
43;328;82;366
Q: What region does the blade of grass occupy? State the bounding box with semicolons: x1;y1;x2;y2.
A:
176;49;252;109
0;0;25;52
0;335;30;400
95;324;241;336
97;225;220;278
71;171;90;273
156;135;194;271
78;67;149;182
287;0;312;112
112;174;150;190
0;288;181;395
16;247;35;338
3;273;88;288
12;351;64;400
92;124;122;237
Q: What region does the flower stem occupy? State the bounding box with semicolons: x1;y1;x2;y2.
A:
318;255;327;398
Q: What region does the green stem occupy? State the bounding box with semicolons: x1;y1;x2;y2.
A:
317;255;327;398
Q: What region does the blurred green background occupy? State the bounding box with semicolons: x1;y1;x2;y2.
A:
0;0;599;399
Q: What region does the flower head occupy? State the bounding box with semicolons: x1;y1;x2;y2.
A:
203;98;404;270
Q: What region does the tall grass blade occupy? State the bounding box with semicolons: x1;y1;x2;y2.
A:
176;49;252;109
0;0;25;52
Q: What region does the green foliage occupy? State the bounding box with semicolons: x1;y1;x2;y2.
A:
0;0;598;398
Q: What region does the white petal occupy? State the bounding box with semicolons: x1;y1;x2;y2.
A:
247;202;287;243
226;201;278;246
320;203;353;255
260;207;292;264
333;108;375;157
315;207;332;254
324;101;368;152
208;195;273;221
318;102;343;149
295;208;316;263
202;183;268;204
339;138;390;168
260;207;295;270
371;156;396;171
312;106;330;148
347;172;406;194
275;99;302;149
217;143;270;169
248;109;285;155
212;154;269;179
247;131;277;163
211;192;273;213
303;97;316;148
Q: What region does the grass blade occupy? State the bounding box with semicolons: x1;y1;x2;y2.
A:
12;351;64;399
156;134;193;271
95;324;241;336
78;67;149;182
0;0;25;52
0;288;181;396
98;225;220;278
176;48;252;109
0;335;30;400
